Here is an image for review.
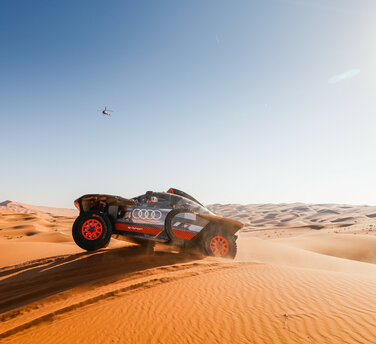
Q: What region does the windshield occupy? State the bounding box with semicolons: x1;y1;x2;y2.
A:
172;195;214;215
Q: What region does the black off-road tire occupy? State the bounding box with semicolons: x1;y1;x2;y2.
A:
202;226;237;259
72;212;112;251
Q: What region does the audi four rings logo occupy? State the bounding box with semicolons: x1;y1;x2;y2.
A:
132;209;162;220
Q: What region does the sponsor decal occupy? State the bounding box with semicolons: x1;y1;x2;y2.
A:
132;209;162;221
127;226;143;231
115;223;162;235
172;222;203;232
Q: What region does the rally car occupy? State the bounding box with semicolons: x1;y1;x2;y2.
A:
72;188;243;258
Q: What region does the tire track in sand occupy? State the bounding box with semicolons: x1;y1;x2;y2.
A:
0;251;248;341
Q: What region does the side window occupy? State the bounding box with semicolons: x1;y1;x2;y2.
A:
169;195;180;208
148;193;169;207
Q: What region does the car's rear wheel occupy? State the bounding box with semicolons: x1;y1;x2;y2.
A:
202;226;237;259
72;212;112;251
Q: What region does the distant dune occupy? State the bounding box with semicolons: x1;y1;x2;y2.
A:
208;202;376;238
1;202;376;343
0;200;78;217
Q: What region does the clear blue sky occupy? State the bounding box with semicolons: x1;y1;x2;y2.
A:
1;0;376;207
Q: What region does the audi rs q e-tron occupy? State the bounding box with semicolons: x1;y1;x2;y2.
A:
72;188;243;258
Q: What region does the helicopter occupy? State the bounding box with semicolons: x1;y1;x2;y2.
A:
99;107;113;116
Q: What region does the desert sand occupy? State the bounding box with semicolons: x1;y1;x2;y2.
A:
1;201;376;343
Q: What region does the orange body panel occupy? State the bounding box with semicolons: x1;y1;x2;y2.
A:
115;224;197;240
172;229;197;240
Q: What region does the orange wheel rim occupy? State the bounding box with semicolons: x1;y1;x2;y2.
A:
81;219;103;240
210;236;229;257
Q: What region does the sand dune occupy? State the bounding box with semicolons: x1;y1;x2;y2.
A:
0;200;77;217
274;232;376;264
208;202;376;238
2;254;376;343
236;235;376;276
1;202;376;343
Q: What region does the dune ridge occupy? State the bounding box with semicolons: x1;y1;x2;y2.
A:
0;200;77;217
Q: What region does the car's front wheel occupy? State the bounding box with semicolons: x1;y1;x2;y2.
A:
72;212;112;251
202;226;237;259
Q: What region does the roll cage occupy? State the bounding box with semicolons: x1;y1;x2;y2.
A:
131;191;213;215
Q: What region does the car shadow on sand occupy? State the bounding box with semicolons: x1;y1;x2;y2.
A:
0;245;201;314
